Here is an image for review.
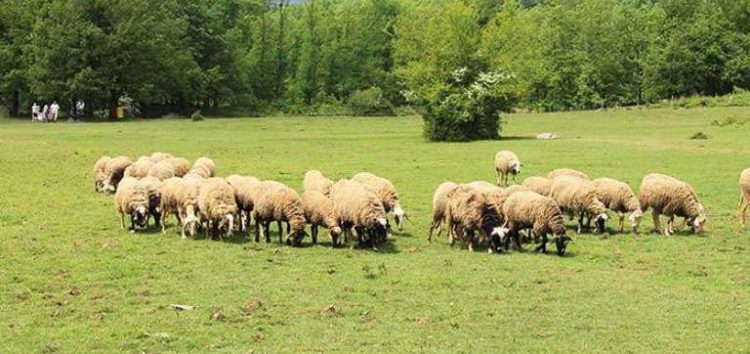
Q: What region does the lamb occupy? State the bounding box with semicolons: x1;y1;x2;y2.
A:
198;178;237;239
226;175;262;232
522;176;552;196
167;157;191;177
548;168;590;181
639;173;706;236
102;156;133;193
189;157;216;178
301;191;342;245
502;191;571;256
93;155;112;192
303;170;334;197
445;184;506;252
549;175;609;234
147;160;176;181
252;184;308;246
740;168;750;225
427;181;459;243
494;150;521;186
114;177;149;232
124;159;155;179
592;177;643;233
352;172;407;231
138;176;164;229
150;152;174;163
330;179;389;249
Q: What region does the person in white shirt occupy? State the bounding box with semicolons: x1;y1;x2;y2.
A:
50;101;60;122
32;102;40;121
41;104;49;122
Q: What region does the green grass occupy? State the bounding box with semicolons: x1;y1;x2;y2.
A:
1;108;749;353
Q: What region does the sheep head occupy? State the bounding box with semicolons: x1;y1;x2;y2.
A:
217;213;235;238
510;159;521;175
285;229;308;247
555;234;572;256
594;213;608;234
689;211;707;234
393;206;406;231
329;226;343;241
629;208;643;233
132;205;149;230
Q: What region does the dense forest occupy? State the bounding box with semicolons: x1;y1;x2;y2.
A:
2;0;750;120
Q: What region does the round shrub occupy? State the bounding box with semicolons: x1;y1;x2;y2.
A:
348;87;395;116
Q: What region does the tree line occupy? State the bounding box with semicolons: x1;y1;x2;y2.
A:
2;0;750;119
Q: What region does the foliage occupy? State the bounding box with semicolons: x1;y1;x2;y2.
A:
348;87;394;116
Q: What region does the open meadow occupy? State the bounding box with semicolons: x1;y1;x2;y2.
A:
1;107;750;353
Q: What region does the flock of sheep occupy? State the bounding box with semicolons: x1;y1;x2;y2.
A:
427;150;712;256
93;153;406;249
92;149;750;256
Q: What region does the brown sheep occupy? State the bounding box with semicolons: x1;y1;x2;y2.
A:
303;170;334;197
114;177;150;232
427;181;459;243
198;178;238;239
253;184;308;246
331;179;389;249
351;172;407;231
494;150;521;186
740;168;750;225
522;176;552;196
592;177;643;233
93;155;112;192
548;168;590;181
103;156;133;193
639;174;706;236
301;191;342;245
502;191;571;256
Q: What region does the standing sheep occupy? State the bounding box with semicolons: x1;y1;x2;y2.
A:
427;181;459;243
102;156;133;193
167;157;191;177
139;176;164;229
301;191;342;245
253;185;308;246
592;177;643;233
198;178;237;240
639;174;706;236
352;172;407;231
548;168;590;181
550;175;609;234
93;155;112;192
445;184;506;252
331;179;389;249
124;159;155;179
226;175;262;232
150;152;174;163
114;177;150;232
159;177;185;233
494;150;521;186
303;170;335;197
147;160;176;181
740;168;750;225
502;191;571;256
178;177;203;238
522;176;552;196
190;157;216;178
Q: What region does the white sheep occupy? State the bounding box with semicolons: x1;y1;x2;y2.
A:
124;159;155;179
522;176;552;196
150;152;174;163
592;177;643;233
639;173;706;236
167;157;192;177
445;184;505;252
114;177;149;232
226;175;262;232
147;160;176;181
352;172;407;231
548;168;590;181
494;150;521;186
159;177;185;233
177;177;203;238
102;156;133;193
139;176;164;229
550;175;609;234
190;157;216;178
331;179;389;249
252;184;308;246
427;181;458;243
740;168;750;225
93;155;112;192
303;170;334;197
301;190;342;245
502;191;571;256
198;178;237;239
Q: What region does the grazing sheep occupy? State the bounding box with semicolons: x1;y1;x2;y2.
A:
740;168;750;225
502;191;571;256
103;156;133;194
167;157;191;177
226;175;262;232
550;175;609;234
301;191;342;245
198;178;237;239
150;152;174;163
331;179;389;249
352;172;407;231
592;177;643;233
114;177;149;232
427;181;459;243
253;185;308;246
190;157;216;178
124;159;155;179
548;168;590;181
93;155;112;192
445;184;506;252
147;160;176;181
639;173;706;236
178;177;203;238
159;177;185;233
303;170;334;197
522;176;552;196
494;150;521;186
139;176;164;229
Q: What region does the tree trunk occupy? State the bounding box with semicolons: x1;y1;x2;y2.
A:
11;90;20;117
110;94;118;120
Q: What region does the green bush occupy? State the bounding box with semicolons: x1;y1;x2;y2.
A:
689;131;709;140
191;110;204;121
348;87;395;116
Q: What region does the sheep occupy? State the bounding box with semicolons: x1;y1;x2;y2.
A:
252;184;308;246
114;177;149;232
502;191;571;256
494;150;521;186
178;177;203;238
522;176;552;196
550;175;609;234
639;173;706;236
190;157;216;178
445;184;506;252
303;170;334;197
548;168;590;181
301;191;342;245
352;172;407;231
93;155;112;192
226;175;262;232
167;157;191;177
592;177;643;233
331;179;389;249
146;160;176;181
138;176;164;229
740;168;750;225
102;156;133;194
159;177;185;233
150;152;174;163
427;181;459;243
198;178;238;239
124;159;155;179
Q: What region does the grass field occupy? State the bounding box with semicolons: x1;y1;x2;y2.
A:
1;107;749;353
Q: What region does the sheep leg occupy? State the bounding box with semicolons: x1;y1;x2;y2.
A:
740;197;749;225
277;221;284;243
264;222;271;243
577;212;585;234
652;211;662;235
254;217;261;243
666;216;675;236
535;234;548;253
495;170;501;186
467;230;475;252
119;211;126;230
618;213;625;233
311;225;318;245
